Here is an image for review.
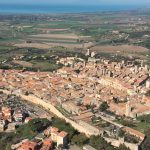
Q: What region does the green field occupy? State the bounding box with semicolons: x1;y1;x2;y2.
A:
0;11;150;70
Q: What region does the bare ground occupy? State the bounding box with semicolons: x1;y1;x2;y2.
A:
91;45;148;53
30;33;79;39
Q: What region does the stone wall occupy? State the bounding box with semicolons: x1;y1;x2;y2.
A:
21;94;102;136
1;90;102;137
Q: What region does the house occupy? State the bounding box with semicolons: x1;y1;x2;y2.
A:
11;139;29;150
57;131;68;147
44;127;51;137
13;110;23;122
2;106;12;122
51;127;59;142
17;141;38;150
41;139;53;150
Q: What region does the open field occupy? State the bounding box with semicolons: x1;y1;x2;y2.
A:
12;60;33;68
14;41;93;49
30;33;79;39
0;11;150;69
0;45;16;50
27;37;78;43
36;28;69;31
91;45;149;53
14;43;52;49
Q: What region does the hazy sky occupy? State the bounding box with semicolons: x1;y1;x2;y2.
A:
0;0;150;5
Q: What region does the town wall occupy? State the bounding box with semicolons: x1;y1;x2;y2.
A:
0;90;101;137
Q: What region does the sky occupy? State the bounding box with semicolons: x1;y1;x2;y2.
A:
0;0;150;6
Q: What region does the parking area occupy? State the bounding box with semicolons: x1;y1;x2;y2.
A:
1;93;53;120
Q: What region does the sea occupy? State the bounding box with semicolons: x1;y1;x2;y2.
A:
0;4;146;14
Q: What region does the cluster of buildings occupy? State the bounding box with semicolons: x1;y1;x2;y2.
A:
44;126;68;147
0;55;150;119
0;105;32;132
0;54;150;147
12;126;68;150
56;56;150;118
12;138;53;150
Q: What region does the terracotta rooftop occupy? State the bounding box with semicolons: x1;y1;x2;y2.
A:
58;131;68;138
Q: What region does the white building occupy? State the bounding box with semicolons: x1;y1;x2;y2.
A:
57;131;68;147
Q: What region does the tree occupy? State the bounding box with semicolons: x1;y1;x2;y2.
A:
138;114;150;123
118;129;125;137
99;102;109;112
139;129;150;150
28;118;50;132
89;135;116;150
0;118;51;150
124;134;139;144
120;120;136;128
71;133;89;146
118;144;130;150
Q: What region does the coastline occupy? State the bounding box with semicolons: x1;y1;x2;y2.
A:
0;4;145;14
